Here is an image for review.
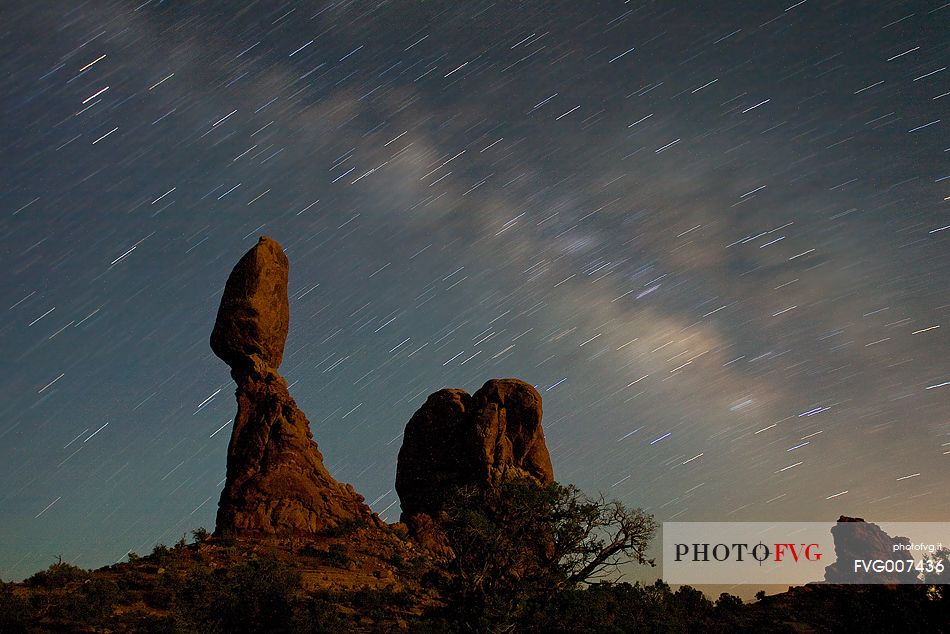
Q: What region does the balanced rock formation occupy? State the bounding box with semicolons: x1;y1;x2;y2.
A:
395;379;554;538
212;236;375;536
210;236;289;377
824;516;917;584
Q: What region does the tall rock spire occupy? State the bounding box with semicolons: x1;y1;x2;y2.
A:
211;236;374;536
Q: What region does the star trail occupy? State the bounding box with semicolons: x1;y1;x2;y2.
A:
1;1;948;580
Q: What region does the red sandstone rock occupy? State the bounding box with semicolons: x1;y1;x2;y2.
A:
211;236;375;536
395;378;554;526
211;236;290;376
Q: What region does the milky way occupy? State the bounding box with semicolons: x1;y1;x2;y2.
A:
1;1;948;580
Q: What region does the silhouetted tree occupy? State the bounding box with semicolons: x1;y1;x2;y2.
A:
436;478;657;632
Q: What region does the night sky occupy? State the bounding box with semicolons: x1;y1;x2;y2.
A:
1;1;948;581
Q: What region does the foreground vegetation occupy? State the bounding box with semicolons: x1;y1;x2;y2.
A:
2;480;947;632
3;555;947;632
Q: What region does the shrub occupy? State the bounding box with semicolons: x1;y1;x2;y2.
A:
0;582;32;633
715;592;744;611
43;577;120;625
191;527;211;543
323;543;351;567
150;543;170;563
389;551;405;568
177;557;302;633
79;577;121;620
143;584;175;609
112;610;178;633
292;591;350;632
23;558;86;588
351;587;412;609
299;544;322;557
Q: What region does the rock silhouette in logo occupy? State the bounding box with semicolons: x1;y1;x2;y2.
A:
823;516;918;584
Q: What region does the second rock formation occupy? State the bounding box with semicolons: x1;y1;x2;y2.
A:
395;379;554;539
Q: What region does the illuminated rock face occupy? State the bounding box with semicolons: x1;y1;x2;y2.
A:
210;238;552;541
395;378;554;544
210;236;290;377
212;236;374;536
